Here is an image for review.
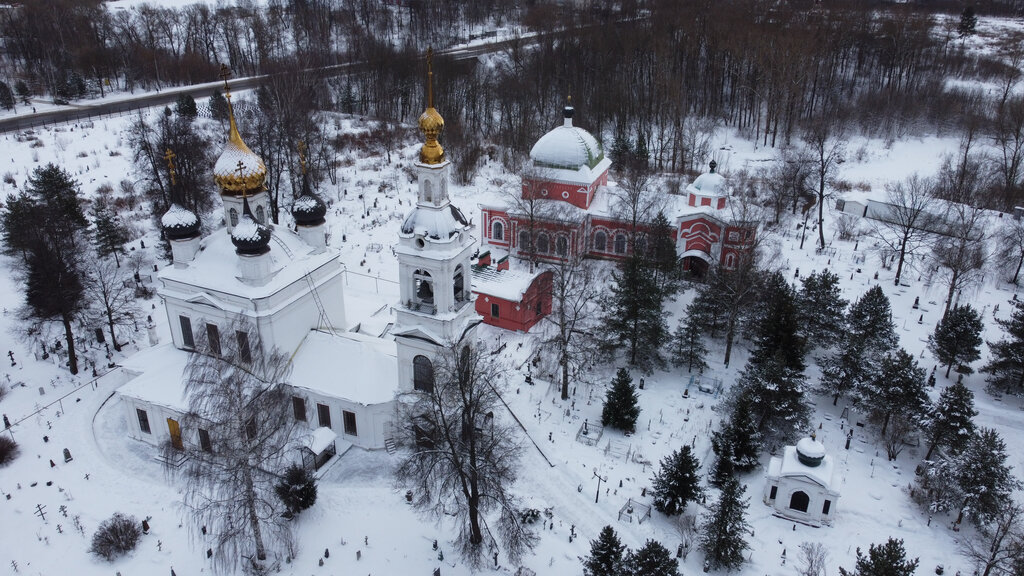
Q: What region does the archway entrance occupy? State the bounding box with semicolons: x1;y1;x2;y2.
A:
789;491;810;513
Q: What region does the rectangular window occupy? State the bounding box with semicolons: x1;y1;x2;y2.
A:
180;316;194;348
292;397;307;421
236;330;251;363
491;303;500;318
136;408;151;434
317;403;331;429
822;500;831;515
207;323;220;355
198;428;212;453
728;231;740;242
769;486;777;500
343;410;357;436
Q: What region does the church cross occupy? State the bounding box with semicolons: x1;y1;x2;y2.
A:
426;47;434;109
219;64;232;95
236;160;248;198
297;141;307;174
163;148;177;186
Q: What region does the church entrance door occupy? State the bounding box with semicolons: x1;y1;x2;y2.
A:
167;418;183;450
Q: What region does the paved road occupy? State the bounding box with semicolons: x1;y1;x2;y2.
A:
0;37;533;134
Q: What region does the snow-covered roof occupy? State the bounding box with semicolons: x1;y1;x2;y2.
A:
400;203;471;242
768;444;840;492
471;265;543;301
530;112;605;173
686;163;728;198
289;330;398;406
303;426;337;454
116;343;190;412
161;203;199;229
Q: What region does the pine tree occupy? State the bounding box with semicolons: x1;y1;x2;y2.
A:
602;253;668;372
93;201;130;267
732;352;810;448
209;89;229;122
848;285;899;353
274;464;317;516
651;446;703;516
797;269;848;349
819;285;898;404
838;538;919;576
647;211;678;295
601;368;641;433
626;540;679;576
175;93;198;119
0;81;15;111
928;304;984;378
583;525;628;576
711;398;761;485
924;380;977;460
699;476;752;572
750;271;805;371
670;315;708;374
925;428;1021;527
859;349;928;435
14;80;31;105
958;6;978;37
982;298;1024;395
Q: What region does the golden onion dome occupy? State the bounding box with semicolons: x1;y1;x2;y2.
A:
213;98;267;195
418;106;445;164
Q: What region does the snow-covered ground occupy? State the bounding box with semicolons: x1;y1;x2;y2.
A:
0;94;1021;576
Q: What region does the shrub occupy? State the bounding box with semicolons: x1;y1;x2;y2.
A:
0;436;18;466
89;513;142;561
274;464;317;516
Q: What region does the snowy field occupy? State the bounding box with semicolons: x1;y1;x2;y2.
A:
0;91;1021;576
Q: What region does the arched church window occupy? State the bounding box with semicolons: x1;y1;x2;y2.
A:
789;491;810;513
537;233;550;254
423;180;433;203
725;253;736;268
594;231;607;252
413;355;434;393
413;269;434;310
229;208;239;227
519;230;531;252
492;221;504;241
614;234;627;254
255;205;265;224
555;235;568;257
453;265;465;303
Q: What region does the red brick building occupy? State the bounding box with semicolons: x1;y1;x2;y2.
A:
471;252;553;332
480;106;757;276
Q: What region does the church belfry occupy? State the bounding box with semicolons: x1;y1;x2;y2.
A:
392;48;479;393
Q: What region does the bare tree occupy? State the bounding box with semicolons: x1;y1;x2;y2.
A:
542;253;599;400
611;165;663;251
507;162;561;272
960;502;1024;576
870;174;939;286
393;342;536;568
803;116;846;250
796;541;829;576
169;324;297;574
82;254;140;352
996;216;1024;285
883;415;915;461
931;200;988;319
992;95;1024;210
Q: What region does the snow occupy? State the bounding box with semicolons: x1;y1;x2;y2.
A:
687;170;727;197
289;330;398;406
116;344;190;411
530;115;607;172
796;437;827;459
160;203;198;229
471;265;541;301
400;203;471;242
304;427;337;455
776;445;837;490
229;214;266;243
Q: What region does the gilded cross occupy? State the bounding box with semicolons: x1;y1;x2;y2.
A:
297;141;307;174
236;160;248;197
163;148;177;186
219;64;232;94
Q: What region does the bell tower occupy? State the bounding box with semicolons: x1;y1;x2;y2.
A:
392;48;479;393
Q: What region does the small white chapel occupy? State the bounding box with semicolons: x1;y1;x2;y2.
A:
763;437;841;526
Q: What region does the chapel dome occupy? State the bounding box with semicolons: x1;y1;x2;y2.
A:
530;107;604;171
400;203;470;242
687;160;727;197
161;203;200;240
292;174;327;226
231;199;271;255
214;103;267;195
795;437;826;467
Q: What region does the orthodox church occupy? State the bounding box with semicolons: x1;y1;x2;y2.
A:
115;57;476;464
479;106;758;276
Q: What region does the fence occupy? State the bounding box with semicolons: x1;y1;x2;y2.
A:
4;366;130;434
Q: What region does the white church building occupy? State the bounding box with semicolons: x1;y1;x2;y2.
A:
763;438;841;526
115;57;477;465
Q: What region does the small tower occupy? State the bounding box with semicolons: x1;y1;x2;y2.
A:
392;48;479;392
160;148;201;267
291;142;328;252
213;65;271;232
231;165;273;285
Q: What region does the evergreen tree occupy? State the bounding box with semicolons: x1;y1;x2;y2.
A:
732;352;810;448
751;271;805;371
670;314;708;374
583;525;628;576
602;368;641;433
93;200;130;267
925;428;1021;526
982;298;1024;394
274;463;317;517
699;476;752;572
647;211;678;295
651;446;703;516
924;380;977;460
797;269;848;349
209;89;229;122
710;398;761;486
0;81;14;111
928;304;984;378
626;540;679;576
859;349;928;435
175;93;198;118
611;132;633;166
14;80;31;105
848;285;899;353
602;253;668;372
838;538;919;576
818;285;898;405
1;164;89;375
958;6;978;37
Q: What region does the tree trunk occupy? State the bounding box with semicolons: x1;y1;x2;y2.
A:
62;313;78;375
944;269;959;320
560;346;569;401
894;238;908;286
924;441;936;461
1014;251;1024;285
817;191;826;250
723;322;735;367
946;363;953;378
881;411;890;436
105;307;121;352
242;462;267;562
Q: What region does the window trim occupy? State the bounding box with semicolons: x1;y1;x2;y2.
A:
292;396;307;421
343;410;357;436
180;316;194;349
491;303;500;318
491;220;504;241
136;408;151;434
